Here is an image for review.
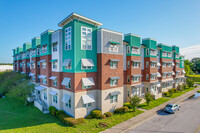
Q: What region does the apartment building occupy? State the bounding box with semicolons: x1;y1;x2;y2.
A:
12;12;185;118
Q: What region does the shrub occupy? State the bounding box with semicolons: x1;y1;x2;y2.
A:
186;78;194;88
163;92;169;96
168;89;173;97
86;115;93;119
104;112;113;117
123;102;131;109
197;90;200;93
100;114;106;119
122;106;129;112
49;106;58;116
182;84;187;90
57;112;70;122
172;88;178;93
56;110;65;117
63;117;77;126
90;110;102;119
76;118;85;124
114;107;129;113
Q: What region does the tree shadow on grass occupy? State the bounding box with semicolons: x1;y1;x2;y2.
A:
0;97;66;131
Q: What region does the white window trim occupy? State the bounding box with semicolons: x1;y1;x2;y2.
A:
65;27;71;50
81;26;92;50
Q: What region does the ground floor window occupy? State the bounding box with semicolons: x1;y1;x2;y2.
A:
66;98;71;108
53;79;57;87
44;92;47;100
53;95;57;103
83;103;92;108
110;95;118;103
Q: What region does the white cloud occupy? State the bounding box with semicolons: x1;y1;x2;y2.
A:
180;44;200;60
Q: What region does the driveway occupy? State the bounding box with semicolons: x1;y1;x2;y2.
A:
128;97;200;133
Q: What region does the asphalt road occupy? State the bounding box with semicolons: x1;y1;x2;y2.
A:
128;97;200;133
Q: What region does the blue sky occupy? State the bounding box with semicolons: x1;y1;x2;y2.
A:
1;0;200;63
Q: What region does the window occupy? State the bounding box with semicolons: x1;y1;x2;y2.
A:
132;62;140;68
182;61;184;67
27;62;30;68
110;61;118;69
168;52;172;57
65;60;71;69
53;43;58;52
109;45;118;52
81;27;92;50
81;64;92;69
32;49;36;56
162;51;167;57
110;79;118;86
176;63;179;67
82;83;92;89
66;98;71;108
53;61;57;69
42;62;46;69
53;79;57;86
150;62;156;68
162;63;167;67
83;103;92;108
53;95;57;103
31;63;35;68
65;80;71;89
146;61;149;68
110;95;118;103
176;72;180;76
37;48;40;55
150;75;156;80
42;78;47;84
23;63;26;68
163;73;167;78
150;49;157;56
146;74;149;80
132;76;140;82
146;49;149;55
37;62;40;68
42;45;47;53
127;46;130;54
37;77;40;83
32;76;35;81
44;92;47;100
176;54;179;58
127;75;130;83
127;61;130;68
132;47;140;54
168;63;172;67
65;27;71;50
168;73;172;77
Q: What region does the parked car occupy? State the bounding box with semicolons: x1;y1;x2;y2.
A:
164;103;180;113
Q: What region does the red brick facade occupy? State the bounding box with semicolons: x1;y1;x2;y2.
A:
97;53;123;90
159;58;173;81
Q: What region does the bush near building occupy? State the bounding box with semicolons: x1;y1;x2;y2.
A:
90;110;102;119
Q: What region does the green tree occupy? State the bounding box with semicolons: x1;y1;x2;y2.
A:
129;95;142;112
184;60;194;75
191;58;200;74
7;80;34;105
144;92;153;106
186;78;194;88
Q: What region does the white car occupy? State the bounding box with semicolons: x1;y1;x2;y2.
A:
164;103;180;113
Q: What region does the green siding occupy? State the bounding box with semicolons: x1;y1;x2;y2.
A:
23;43;31;52
40;30;54;56
172;46;180;59
179;56;184;68
158;44;172;59
124;34;141;56
142;39;157;57
62;19;97;73
32;38;41;57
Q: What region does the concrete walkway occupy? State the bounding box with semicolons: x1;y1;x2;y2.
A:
101;87;200;133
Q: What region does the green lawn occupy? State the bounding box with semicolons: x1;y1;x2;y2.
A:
0;97;143;133
165;87;195;98
138;98;170;110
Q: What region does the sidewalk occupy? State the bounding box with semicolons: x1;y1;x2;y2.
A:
101;87;200;133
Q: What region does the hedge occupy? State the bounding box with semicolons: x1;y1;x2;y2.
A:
114;106;129;113
90;110;102;119
104;112;113;117
123;102;131;109
187;75;200;82
49;106;58;116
